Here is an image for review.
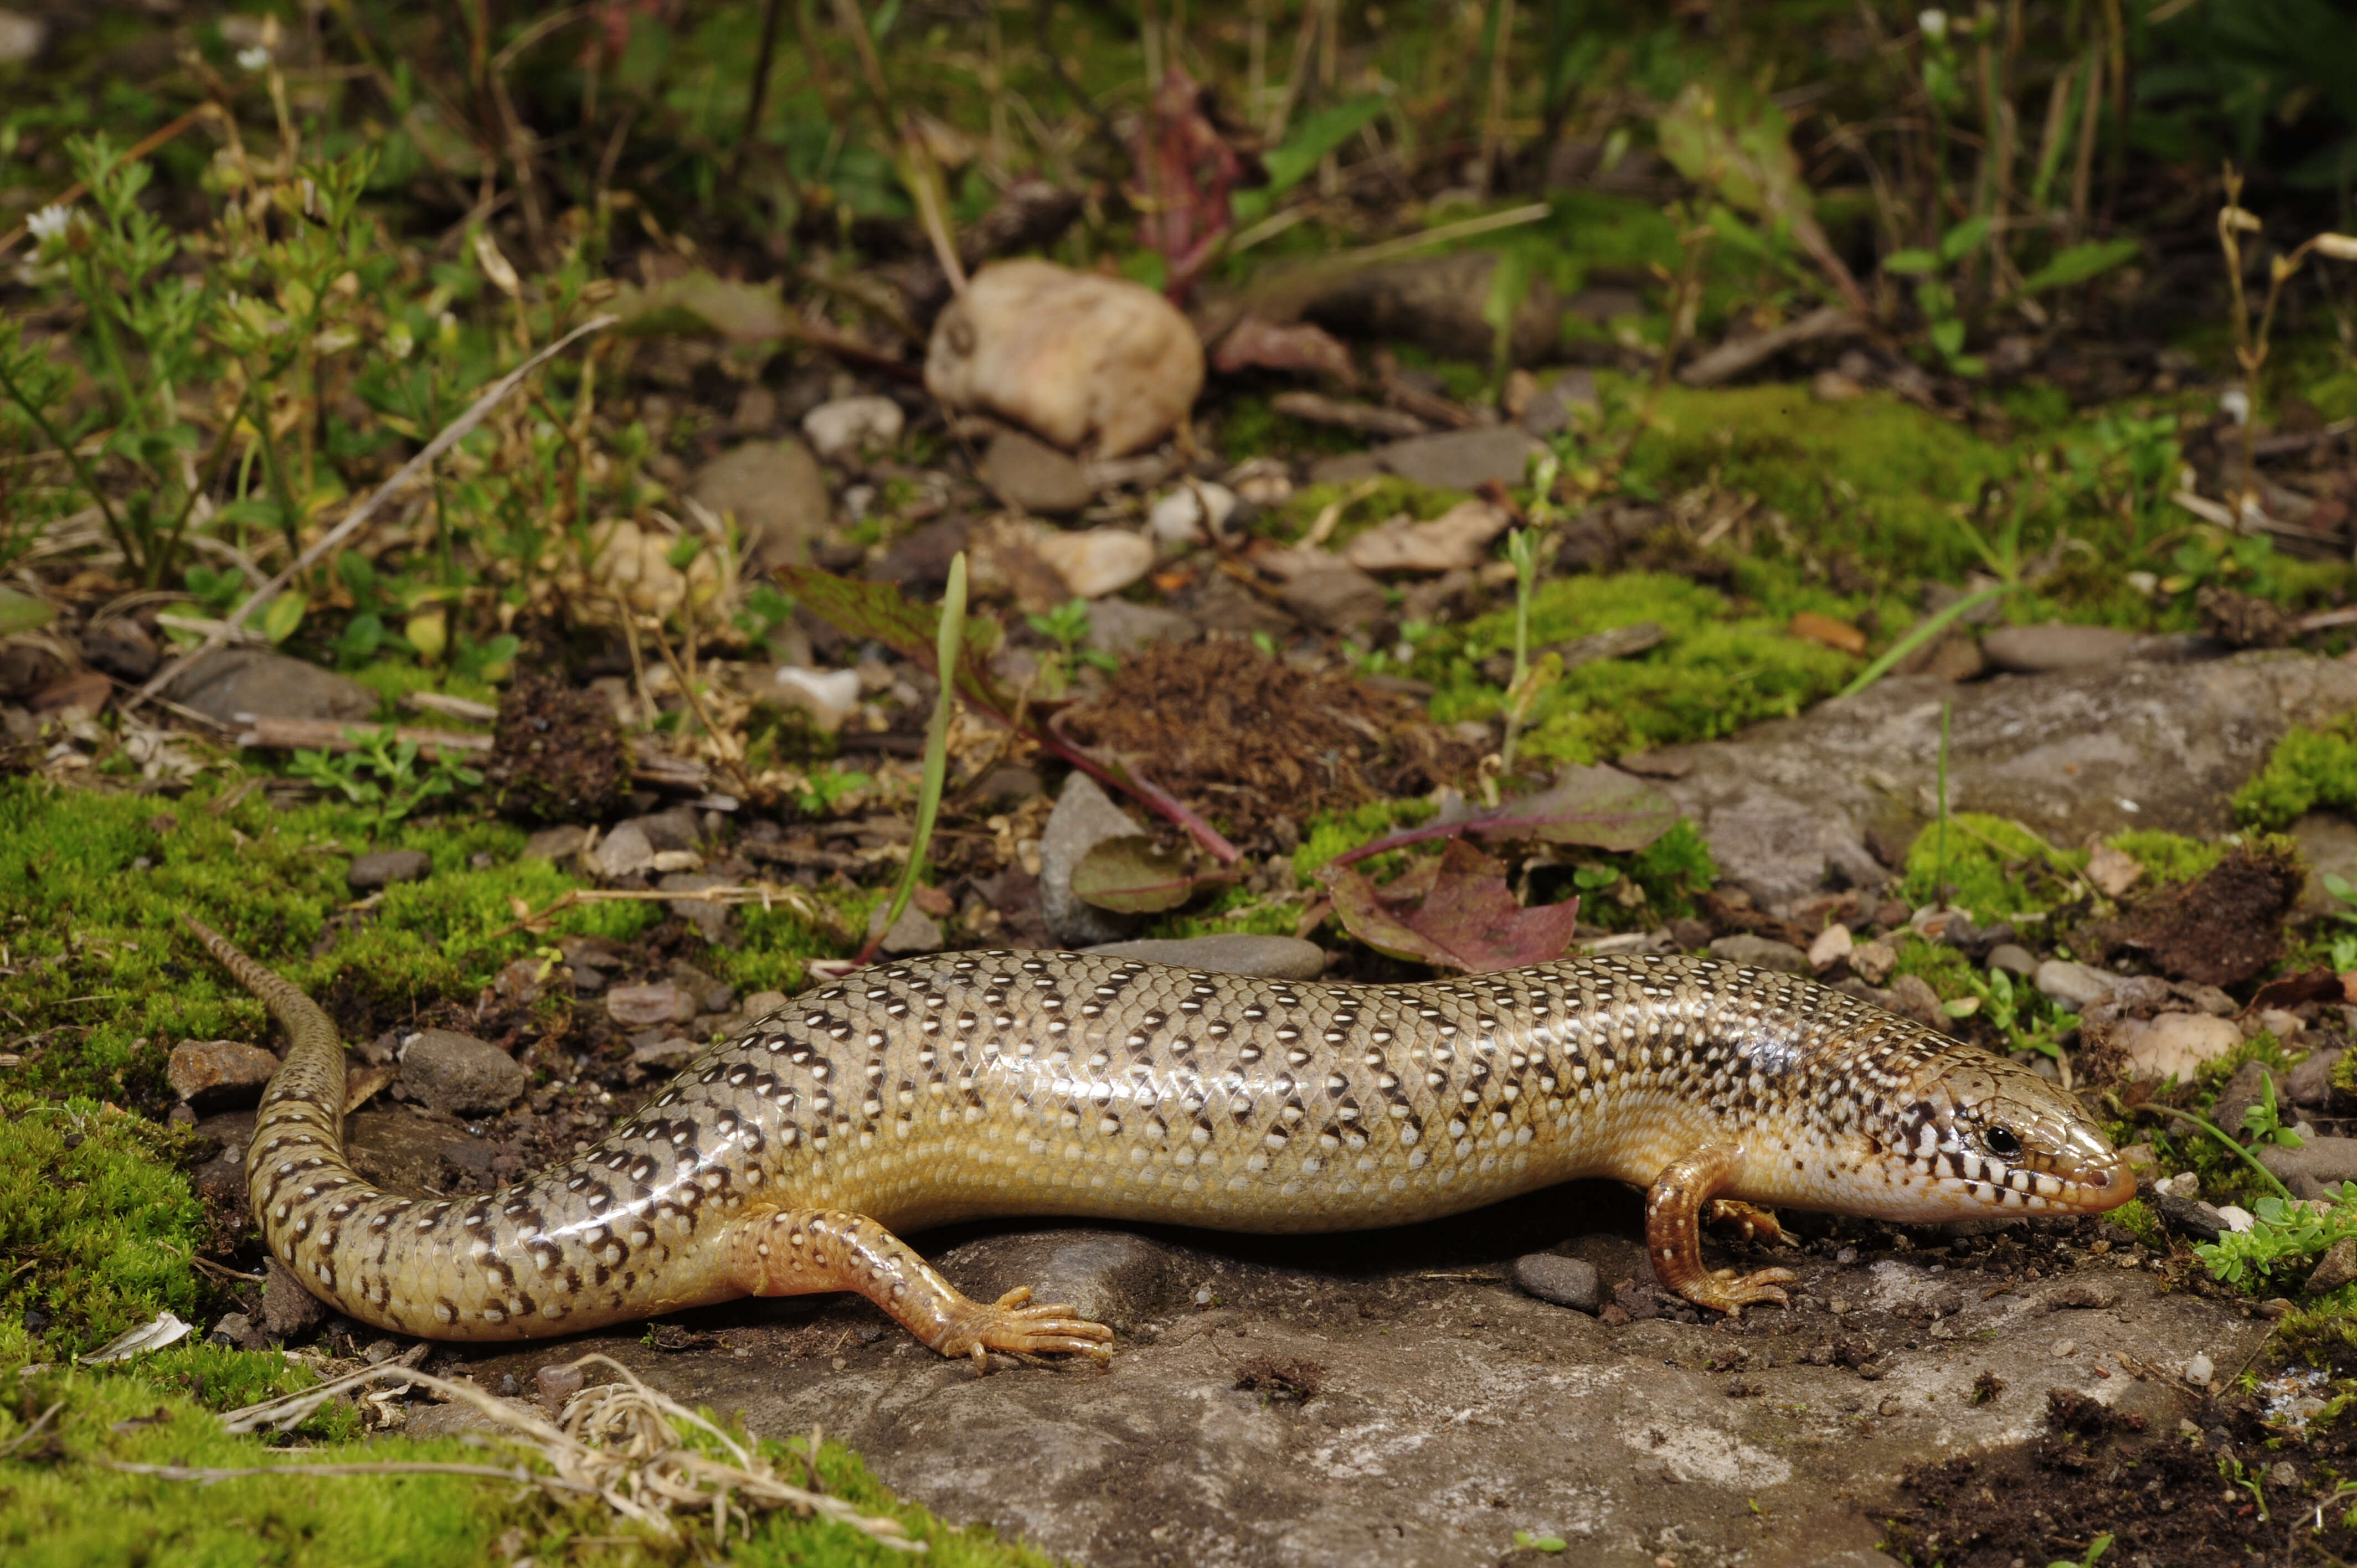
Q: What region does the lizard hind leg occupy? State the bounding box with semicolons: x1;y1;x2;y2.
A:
1645;1147;1798;1317
725;1208;1113;1368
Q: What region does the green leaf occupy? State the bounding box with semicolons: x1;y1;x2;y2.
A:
1931;318;1967;357
1071;834;1200;914
258;592;307;646
1938;215;1992;263
1259;97;1388;199
1881;249;1938;275
2017;239;2139;296
0;585;54;634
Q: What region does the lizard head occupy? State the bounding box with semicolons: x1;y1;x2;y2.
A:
1880;1047;2133;1219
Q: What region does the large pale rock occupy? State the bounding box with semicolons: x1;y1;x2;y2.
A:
2111;1012;2243;1084
1033;527;1155;600
926;260;1204;457
1650;652;2357;911
688;439;830;569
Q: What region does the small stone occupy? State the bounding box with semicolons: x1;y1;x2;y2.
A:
629;1035;701;1069
2052;1339;2076;1358
658;872;735;945
590;821;656;879
261;1256;327;1339
625;806;702;851
522;824;590;863
80;617;159;680
688;439;830;569
2034;959;2121;1011
2261;1137;2357;1201
1987;943;2038;977
1035;526;1155;600
1278;561;1387;634
1371;426;1546;492
2183;1352;2215;1386
1341;499;1514;574
1887;974;1948;1028
979;429;1095;515
1147;483;1238;547
606;982;699;1029
398;1029;528;1117
868;901;945;954
1082;935;1327;981
2305;1236;2357;1294
167;1040;280;1112
1980;623;2139;673
1084;599;1200;658
2215;1205;2256;1232
2114;1012;2243;1083
1511;1254;1602;1313
536;1362;586;1405
774;666;863;732
1516;369;1598;437
1806;924;1853;971
208;1311;263;1350
2284;1048;2345;1108
1706;933;1809;974
1849;939;1896;985
1039;772;1144;945
801;394;904;461
347;848;432;892
742;989;789;1022
1811;369;1865;402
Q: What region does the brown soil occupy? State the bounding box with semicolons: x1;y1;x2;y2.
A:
482;669;632;823
1055;641;1479;840
1885;1387;2357;1567
2103;843;2302;987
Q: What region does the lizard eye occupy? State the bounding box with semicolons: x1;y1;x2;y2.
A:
1983;1126;2021;1160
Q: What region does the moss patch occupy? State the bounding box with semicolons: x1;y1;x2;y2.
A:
2234;713;2357;832
1898;812;2084;918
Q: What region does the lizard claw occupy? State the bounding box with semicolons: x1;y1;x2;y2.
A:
941;1285;1114;1368
1690;1266;1798;1317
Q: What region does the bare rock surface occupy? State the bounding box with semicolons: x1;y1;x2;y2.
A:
167;1039;280;1111
1039;773;1143;946
441;1195;2260;1568
1652;652;2357;909
163;648;376;725
397;1028;527;1117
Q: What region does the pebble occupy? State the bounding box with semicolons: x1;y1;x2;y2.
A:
347;848;432;891
261;1256;327;1339
167;1039;281;1112
0;9;49;65
1147;482;1238;547
629;1035;701;1069
1278;560;1388;634
161;648;377;725
1038;773;1144;945
687;439;831;569
1370;426;1545;492
1706;933;1810;974
1805;924;1852;971
742;989;789;1021
801;394;904;461
2184;1352;2215;1386
1510;1254;1603;1314
2152;1171;2200;1199
1986;943;2038;978
1034;526;1154;600
2260;1136;2357;1201
536;1363;586;1405
1083;935;1327;981
868;901;945;955
1848;939;1896;985
398;1028;528;1117
1084;599;1200;658
1887;974;1948;1029
774;666;862;732
979;430;1095;515
2214;1205;2256;1232
1341;499;1513;574
590;821;656;879
2305;1236;2357;1294
2052;1339;2076;1358
2284;1048;2345;1108
1980;623;2140;673
606;982;698;1029
2113;1012;2243;1082
522;824;590;863
80;617;159;680
2033;958;2120;1011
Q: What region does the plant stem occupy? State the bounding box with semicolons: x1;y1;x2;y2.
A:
856;553;966;968
1835;581;2015;699
2159;1108;2298;1204
1934;698;1952;910
0;349;132;561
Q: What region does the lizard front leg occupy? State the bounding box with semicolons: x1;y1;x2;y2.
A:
1645;1146;1797;1317
725;1208;1113;1368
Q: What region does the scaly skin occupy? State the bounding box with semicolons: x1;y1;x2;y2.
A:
186;917;2132;1363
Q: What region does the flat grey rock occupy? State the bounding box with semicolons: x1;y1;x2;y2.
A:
868;900;945;955
1706;933;1809;973
1510;1252;1602;1313
1371;426;1546;492
2035;959;2120;1010
625;805;702;851
1039;773;1143;946
1980;623;2138;672
1654;652;2357;911
2261;1136;2357;1200
1082;934;1327;980
261;1256;327;1339
1518;368;1599;437
688;439;830;570
347;848;431;891
977;429;1094;515
591;822;655;879
398;1028;527;1118
1277;561;1386;634
658;871;736;945
1985;942;2037;977
167;1039;280;1112
1084;599;1200;658
163;648;376;725
521;824;590;863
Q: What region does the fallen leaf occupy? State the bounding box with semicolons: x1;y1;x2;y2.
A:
1788;611;1866;655
1072;834;1198;914
79;1311;193;1364
1320;838;1582;973
0;585;53;634
1328;765;1681;869
2247;967;2343;1016
1342;499;1514;574
2086;841;2144;898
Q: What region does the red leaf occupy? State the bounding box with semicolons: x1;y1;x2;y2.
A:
1319;839;1581;973
1131;65;1250;303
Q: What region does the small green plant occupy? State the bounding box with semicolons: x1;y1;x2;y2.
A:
857;553;966;964
1022;596;1116;698
286;726;482;837
2047;1531;2113;1568
2194;1185;2357;1291
2241;1070;2306;1151
1512;1530;1568;1554
794;762;873;818
1882;216;1994;376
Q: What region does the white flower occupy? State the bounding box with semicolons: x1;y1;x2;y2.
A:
236;45;271;71
1918;8;1948;41
2220;388;2251;426
25;203;73;243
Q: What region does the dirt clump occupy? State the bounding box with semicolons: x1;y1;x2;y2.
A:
1054;640;1478;840
2101;842;2302;987
482;669;633;823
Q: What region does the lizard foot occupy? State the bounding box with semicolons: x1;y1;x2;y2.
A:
1684;1265;1798;1318
939;1286;1114;1370
1704;1198;1789;1246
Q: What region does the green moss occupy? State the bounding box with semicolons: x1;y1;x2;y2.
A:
1890;936;1978;1000
1422;571;1856;763
1268;475;1468;542
0;1094;207;1358
2106;829;2228;885
1898;812;2084;917
2233;712;2357;831
1292;797;1438;881
2106;1197;2165;1250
